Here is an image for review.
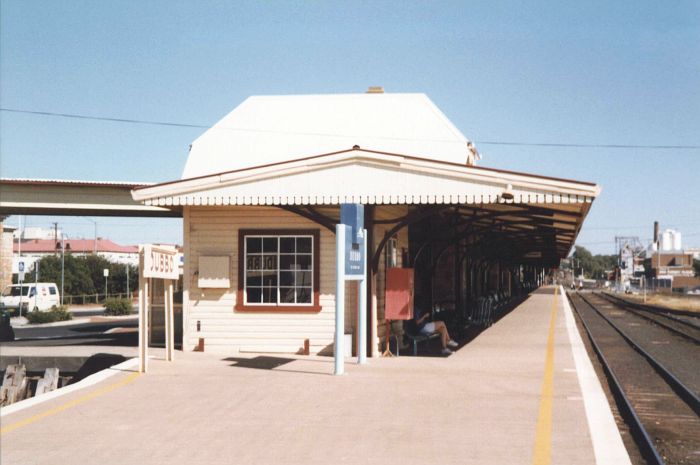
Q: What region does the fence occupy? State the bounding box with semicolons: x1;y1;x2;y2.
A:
63;292;136;305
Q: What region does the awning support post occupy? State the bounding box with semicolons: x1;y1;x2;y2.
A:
334;224;345;375
357;228;367;364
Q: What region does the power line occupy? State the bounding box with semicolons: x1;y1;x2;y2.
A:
475;141;700;150
0;108;207;129
2;107;699;150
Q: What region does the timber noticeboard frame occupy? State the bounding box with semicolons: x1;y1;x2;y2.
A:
138;244;179;373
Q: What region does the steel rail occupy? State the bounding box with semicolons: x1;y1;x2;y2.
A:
595;293;700;345
577;292;700;416
567;293;665;465
601;292;700;328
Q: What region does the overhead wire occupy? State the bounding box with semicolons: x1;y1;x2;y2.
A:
2;107;699;150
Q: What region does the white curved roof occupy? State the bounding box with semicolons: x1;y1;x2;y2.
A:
182;93;472;178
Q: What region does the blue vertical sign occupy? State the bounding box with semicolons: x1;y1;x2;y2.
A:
341;204;365;278
335;204;368;374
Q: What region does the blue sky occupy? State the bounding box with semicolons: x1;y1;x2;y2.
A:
1;1;698;254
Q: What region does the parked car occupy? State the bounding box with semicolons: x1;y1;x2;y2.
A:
688;286;700;296
0;283;60;313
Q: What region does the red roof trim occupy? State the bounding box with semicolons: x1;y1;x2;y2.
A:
14;239;138;254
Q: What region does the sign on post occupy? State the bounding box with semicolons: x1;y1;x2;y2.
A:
143;245;179;279
341;204;365;279
139;244;179;373
335;204;368;375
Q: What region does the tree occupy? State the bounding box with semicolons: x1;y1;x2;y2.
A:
571;246;617;279
32;255;136;298
694;259;700;277
31;255;95;296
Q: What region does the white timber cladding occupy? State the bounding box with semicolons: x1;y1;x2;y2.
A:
184;206;353;354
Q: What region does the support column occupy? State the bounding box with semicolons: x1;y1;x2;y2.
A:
165;280;174;362
334;225;345;375
358;228;367;364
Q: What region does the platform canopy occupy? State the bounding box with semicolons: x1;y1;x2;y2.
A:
133;147;600;262
133;147;600;207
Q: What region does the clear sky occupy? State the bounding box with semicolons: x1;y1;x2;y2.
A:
1;1;698;254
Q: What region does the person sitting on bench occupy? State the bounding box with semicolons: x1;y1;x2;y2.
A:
415;308;459;355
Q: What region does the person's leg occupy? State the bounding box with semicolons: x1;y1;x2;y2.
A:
435;321;457;348
435;321;449;348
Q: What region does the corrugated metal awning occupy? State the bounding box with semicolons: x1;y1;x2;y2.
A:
133;148;600;208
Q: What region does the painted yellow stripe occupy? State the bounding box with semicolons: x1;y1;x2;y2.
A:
532;286;559;465
0;372;140;435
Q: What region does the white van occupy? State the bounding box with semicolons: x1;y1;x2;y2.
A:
0;283;60;313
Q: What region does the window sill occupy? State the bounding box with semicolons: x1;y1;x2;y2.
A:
234;304;322;313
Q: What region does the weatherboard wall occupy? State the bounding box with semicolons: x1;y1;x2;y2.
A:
182;206;359;355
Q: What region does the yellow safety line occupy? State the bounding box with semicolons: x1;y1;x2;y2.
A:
0;372;140;435
532;286;559;465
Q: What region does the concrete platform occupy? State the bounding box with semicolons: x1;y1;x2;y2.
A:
0;286;629;465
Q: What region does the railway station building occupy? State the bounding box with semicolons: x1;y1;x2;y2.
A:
132;90;600;356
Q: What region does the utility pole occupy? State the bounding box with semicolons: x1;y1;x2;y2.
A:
53;222;58;255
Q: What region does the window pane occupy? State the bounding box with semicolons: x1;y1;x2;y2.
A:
279;254;295;270
246;272;262;287
246;237;262;254
297;287;312;303
296;255;312;270
246;288;262;303
296;271;312;287
262;287;276;303
297;237;312;253
280;237;295;253
263;237;278;253
262;255;277;270
247;256;262;271
280;287;295;303
261;271;277;287
279;271;294;286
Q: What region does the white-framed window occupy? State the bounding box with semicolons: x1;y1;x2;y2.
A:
243;234;314;306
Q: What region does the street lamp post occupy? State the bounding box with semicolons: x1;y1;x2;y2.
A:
56;236;70;306
60;237;65;306
103;268;109;301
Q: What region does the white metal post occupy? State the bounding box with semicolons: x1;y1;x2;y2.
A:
166;280;174;362
334;225;345;375
60;237;65;306
358;228;367;364
139;277;150;373
138;275;145;372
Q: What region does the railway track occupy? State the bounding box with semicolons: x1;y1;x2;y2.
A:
568;291;700;465
598;292;700;342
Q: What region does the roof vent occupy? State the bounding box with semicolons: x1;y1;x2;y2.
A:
366;86;384;94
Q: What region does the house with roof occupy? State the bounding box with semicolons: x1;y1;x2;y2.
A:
133;89;600;356
13;238;140;275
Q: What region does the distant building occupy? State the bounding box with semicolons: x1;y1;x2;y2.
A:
13;226;62;241
686;247;700;260
13;238;139;276
644;222;700;292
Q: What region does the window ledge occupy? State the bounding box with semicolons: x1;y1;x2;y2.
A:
234;304;322;313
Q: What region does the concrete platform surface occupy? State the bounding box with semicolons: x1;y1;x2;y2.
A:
0;286;627;465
